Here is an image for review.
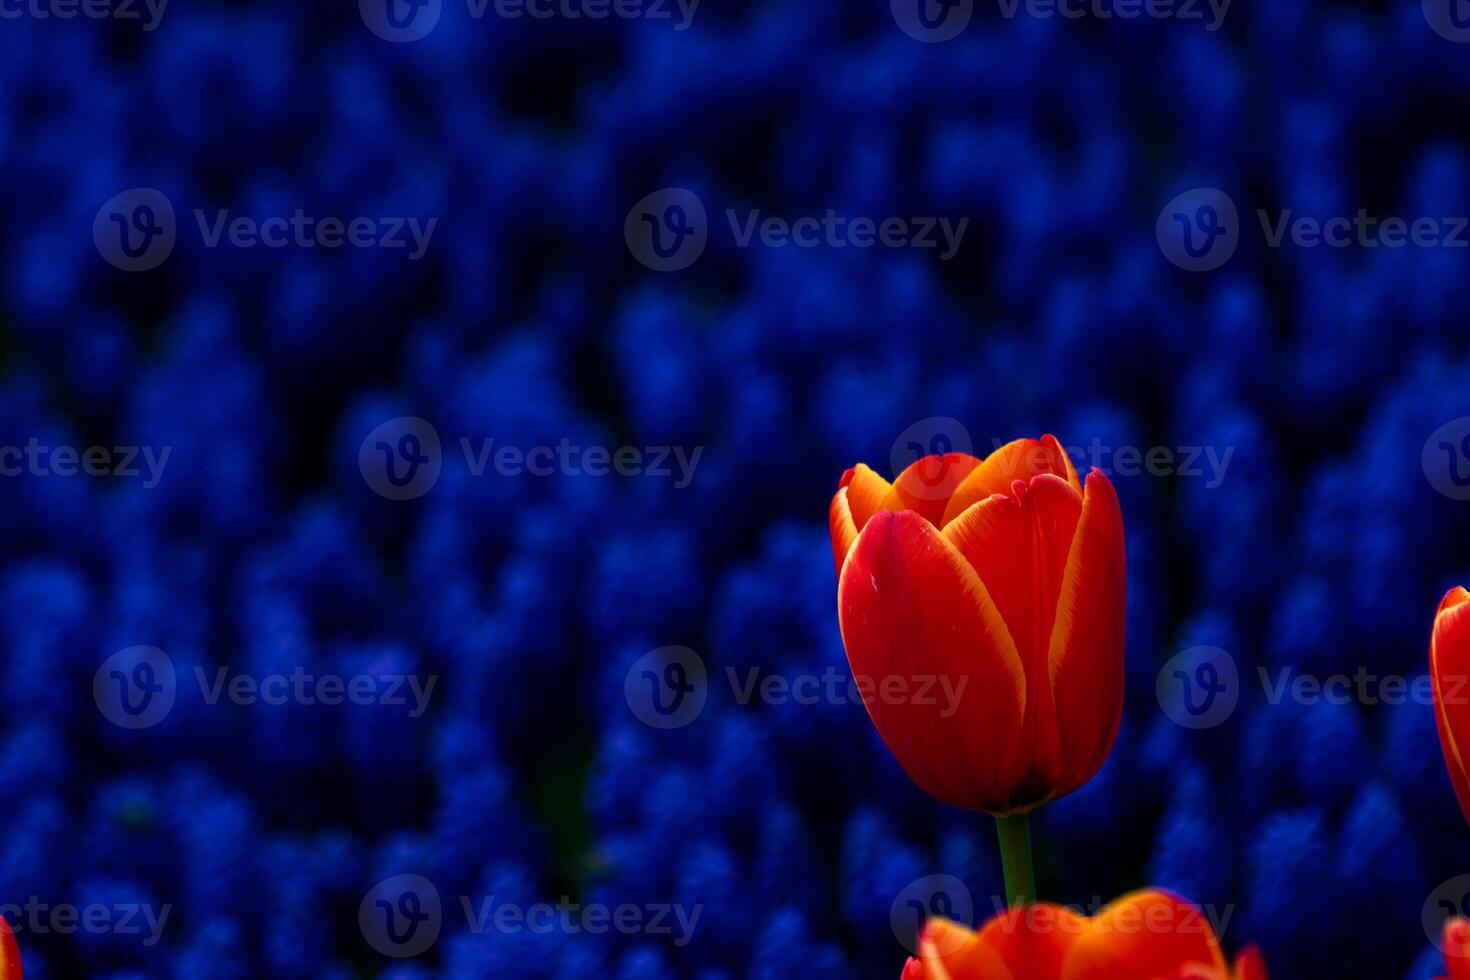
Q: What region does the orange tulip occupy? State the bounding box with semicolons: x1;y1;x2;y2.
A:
829;435;1125;814
1440;917;1470;980
900;890;1265;980
0;915;20;980
1432;586;1470;825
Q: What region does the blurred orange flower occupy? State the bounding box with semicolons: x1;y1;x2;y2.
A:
900;890;1265;980
829;435;1125;814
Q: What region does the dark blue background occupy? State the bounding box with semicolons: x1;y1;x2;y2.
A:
3;0;1470;976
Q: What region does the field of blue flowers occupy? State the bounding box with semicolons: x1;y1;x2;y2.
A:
4;0;1470;976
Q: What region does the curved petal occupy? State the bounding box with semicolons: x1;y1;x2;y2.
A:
975;904;1088;980
838;509;1026;813
0;915;19;980
943;474;1082;809
1433;587;1470;825
879;453;984;528
1048;469;1127;795
830;486;860;577
1443;918;1470;980
1232;944;1268;980
941;436;1078;528
841;464;892;531
916;918;1016;980
1061;891;1229;980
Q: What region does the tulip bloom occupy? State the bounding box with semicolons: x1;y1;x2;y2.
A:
830;435;1125;814
1432;586;1470;825
0;915;19;980
901;890;1266;980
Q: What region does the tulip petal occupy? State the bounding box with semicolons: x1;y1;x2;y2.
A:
841;464;892;530
943;474;1081;808
0;916;19;980
879;453;984;528
838;509;1026;812
1443;918;1470;980
975;904;1087;980
917;918;1017;980
830;486;860;577
941;436;1078;528
1048;469;1126;794
1233;944;1268;980
1433;587;1470;825
1060;890;1229;980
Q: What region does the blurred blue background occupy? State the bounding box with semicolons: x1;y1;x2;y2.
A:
4;0;1470;976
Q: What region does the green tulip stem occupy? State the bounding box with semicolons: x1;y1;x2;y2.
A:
995;813;1036;907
